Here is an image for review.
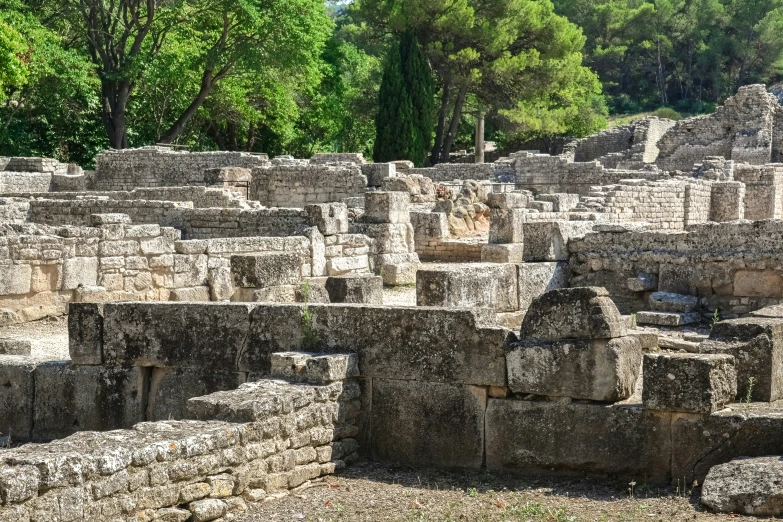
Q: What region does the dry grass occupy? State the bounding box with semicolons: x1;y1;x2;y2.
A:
237;461;759;522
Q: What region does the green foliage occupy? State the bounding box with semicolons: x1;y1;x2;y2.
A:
652;107;682;120
400;30;436;166
0;13;28;103
373;40;418;164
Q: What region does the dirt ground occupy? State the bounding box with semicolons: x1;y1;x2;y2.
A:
0;315;69;360
236;461;758;522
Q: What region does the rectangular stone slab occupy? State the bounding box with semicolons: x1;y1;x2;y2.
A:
0;356;38;442
636;311;701;326
485;399;672;483
416;263;518;312
369;379;486;469
506;337;641;401
643;353;737;413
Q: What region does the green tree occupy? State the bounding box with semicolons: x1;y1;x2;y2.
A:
373;40;417;163
0;14;28;103
399;30;435;166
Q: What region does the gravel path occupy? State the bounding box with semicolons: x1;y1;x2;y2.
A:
0;315;69;360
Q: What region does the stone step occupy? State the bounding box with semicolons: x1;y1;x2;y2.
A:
636;311;701;326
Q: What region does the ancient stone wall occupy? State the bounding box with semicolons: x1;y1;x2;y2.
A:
569;220;783;314
93;147;269;191
408;162;515;183
7;186;248;208
249;164;367;207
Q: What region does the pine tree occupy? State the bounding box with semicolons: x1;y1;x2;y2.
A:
400;30;435;167
373;41;417;164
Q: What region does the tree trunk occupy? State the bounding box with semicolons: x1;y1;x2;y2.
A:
245;121;256;152
159;70;216;144
474;112;484;164
101;82;131;149
430;83;451;166
439;85;467;163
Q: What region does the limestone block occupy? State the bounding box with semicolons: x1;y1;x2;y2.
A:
485;399;672;483
91;213;131;225
481;243;524;263
231;253;301;288
379;260;417;286
363;223;415;254
523;221;594;262
304;203;349;236
636;311;700;326
188;499;227;522
170;287;211;302
486;192;529;209
208;267;234;301
0;264;31;295
295;281;330;303
140;236;174;255
527;200;554;212
537;193;580;212
99;240;139;257
0;355;38;442
416;263;518;313
520;287;627;341
125;224;161;238
68;302;103;365
701;317;783;401
0;465;39;504
30;264;61;293
507;337;641;401
627;273;658;292
702;456;783;516
325;275;383;304
643;353;736;413
326;256;369;276
146;367;246;421
363;191;410;224
488;209;523;244
175;240;208;255
362;162;396;187
733;269;783;298
103;303;254;370
649;291;698;313
244;285;297;303
73;285;137;304
32;362;147;441
370;379;486;469
173;254;208;288
0;339;30;356
61;257;98;290
517;262;569;311
269;351;359;383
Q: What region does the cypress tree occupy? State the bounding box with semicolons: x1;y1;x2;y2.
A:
373;38;420;165
400;30;435;167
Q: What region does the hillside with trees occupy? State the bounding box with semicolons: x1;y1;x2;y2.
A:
1;0;783;166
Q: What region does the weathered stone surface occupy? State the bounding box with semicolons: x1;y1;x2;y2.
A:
68;302;103;365
103;303;254;370
146;367;246;421
0;465;39;504
520;287;627;341
61;257;98;290
325;275;383;305
627;273;658;292
517;262;569;311
169;286;211;301
481;243;524;263
363;191;409;224
0;264;31;295
485;400;672;483
189;498;227;522
370;379;486;469
636;311;701;326
507;337;641;401
643;353;736;413
0;339;30;356
33;362;146;440
91;213;132;225
702;456;783;515
486;192;529;209
523;221;593;262
269;351;358;384
0;356;37;442
649;291;699;313
416;263;518;313
701;317;783;401
231;253;301;288
488;209;523;244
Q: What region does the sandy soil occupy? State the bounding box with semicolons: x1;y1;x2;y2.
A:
0;315;69;360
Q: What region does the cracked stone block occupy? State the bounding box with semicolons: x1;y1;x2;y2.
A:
507;337;641;401
649;291;699;313
520;287;627;341
702;456;783;516
231;253;301;288
325;275;383;304
488;209;524;244
643;353;737;413
635;311;701;326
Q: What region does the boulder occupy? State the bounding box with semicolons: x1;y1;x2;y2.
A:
702;456;783;516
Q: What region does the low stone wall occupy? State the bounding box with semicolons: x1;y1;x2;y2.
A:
93;147;269;191
408;162;515;183
8;187;249;208
0;364;359;521
250;164;367;207
0;172;53;194
569;220;783;315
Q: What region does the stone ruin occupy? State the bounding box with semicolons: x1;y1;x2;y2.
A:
7;85;783;519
